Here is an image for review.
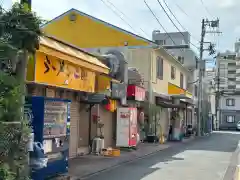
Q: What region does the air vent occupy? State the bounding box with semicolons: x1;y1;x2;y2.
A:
69;13;77;22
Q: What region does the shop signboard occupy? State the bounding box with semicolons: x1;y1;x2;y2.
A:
127;85;145;101
82;93;108;104
34;52;96;92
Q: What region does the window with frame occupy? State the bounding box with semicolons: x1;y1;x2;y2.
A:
177;56;181;62
226;98;235;106
226;115;235;123
195;57;198;69
159;40;166;45
180;72;184;88
228;85;236;89
156;56;163;79
194;85;198;97
228;70;236;74
181;39;186;45
228;62;236;66
177;56;184;64
171;66;176;80
181;57;184;64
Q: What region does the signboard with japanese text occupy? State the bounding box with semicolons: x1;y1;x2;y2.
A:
34;52;96;92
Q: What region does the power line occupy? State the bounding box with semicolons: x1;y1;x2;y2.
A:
174;2;189;18
162;0;200;44
156;0;199;50
103;0;149;37
199;0;213;18
143;0;182;51
99;0;140;35
170;1;200;22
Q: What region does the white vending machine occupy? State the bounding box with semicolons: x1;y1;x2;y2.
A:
116;107;137;147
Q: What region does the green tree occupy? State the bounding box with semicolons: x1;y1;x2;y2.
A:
0;3;42;180
0;3;42;77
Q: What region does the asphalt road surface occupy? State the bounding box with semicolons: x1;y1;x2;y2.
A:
82;131;240;180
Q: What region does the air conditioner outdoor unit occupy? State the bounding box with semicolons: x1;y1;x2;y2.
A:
91;137;104;155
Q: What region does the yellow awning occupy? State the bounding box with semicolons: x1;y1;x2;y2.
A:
168;83;185;95
39;36;109;74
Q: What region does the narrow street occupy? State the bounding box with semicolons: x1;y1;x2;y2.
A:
82;132;240;180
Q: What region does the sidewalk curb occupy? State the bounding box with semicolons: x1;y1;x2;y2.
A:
234;141;240;180
69;136;200;180
223;140;240;180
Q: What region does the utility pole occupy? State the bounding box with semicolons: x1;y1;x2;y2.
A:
197;19;205;136
215;59;220;130
197;18;220;136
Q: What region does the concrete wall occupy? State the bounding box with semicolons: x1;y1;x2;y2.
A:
167;48;197;68
127;48;151;92
152;31;190;46
155;48;189;91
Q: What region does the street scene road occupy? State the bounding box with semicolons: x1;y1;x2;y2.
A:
2;2;240;180
83;132;240;180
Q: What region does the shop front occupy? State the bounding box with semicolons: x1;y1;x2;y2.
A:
26;36;109;158
168;83;193;141
92;78;126;149
155;96;184;141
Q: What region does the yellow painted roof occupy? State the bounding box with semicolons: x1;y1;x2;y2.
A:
39;36;109;70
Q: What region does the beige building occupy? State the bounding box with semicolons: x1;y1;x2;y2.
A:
82;45;193;139
126;46;192;136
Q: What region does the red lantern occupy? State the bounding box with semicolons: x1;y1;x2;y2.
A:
104;102;111;111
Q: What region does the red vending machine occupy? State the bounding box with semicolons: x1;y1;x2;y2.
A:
116;107;137;147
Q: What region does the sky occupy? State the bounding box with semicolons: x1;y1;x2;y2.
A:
3;0;240;66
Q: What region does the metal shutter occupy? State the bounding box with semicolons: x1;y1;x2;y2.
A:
100;106;113;148
69;99;80;158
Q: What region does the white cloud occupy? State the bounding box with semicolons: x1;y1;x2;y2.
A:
234;26;240;33
217;0;237;9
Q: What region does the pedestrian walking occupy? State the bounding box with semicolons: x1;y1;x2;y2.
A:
168;124;173;141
